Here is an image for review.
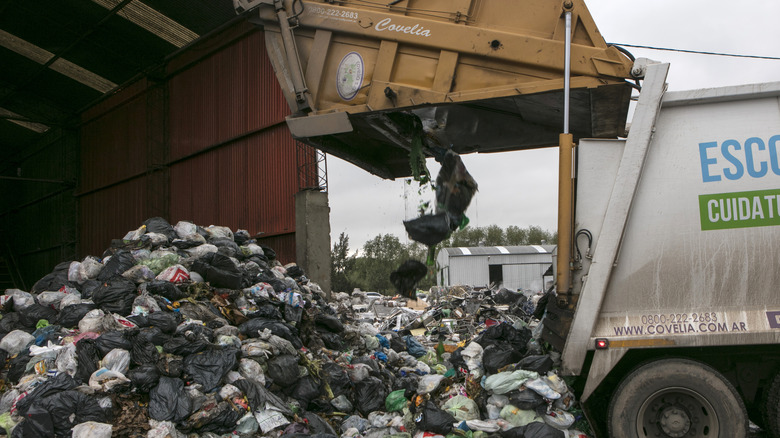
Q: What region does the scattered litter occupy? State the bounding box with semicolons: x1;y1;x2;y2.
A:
0;217;588;437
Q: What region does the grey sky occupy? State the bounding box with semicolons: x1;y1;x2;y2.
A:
327;0;780;253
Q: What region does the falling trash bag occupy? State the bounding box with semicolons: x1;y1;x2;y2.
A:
390;260;428;298
435;150;478;224
403;213;452;246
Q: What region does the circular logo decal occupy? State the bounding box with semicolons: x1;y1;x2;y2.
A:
336;52;364;101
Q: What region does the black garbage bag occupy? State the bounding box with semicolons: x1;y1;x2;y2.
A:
128;364;161;392
57;303;96;329
185;400;246;434
15;373;78;416
286;264;305;280
12;404;53;438
483;342;523;374
97;250;135;281
390;335;406;353
15;390;108;438
191;252;244;290
146;311;179;333
18;304;58;329
284;305;303;324
508;388;546;410
352;356;379;372
238;318;302;349
415;400;456;435
7;352;30;384
403;213;452;246
163;335;208;356
517;355;554;374
393;375;420;393
159;355;185;378
75;338;102;384
474;322;532;353
390;260;428;298
234;230;251;245
319;331;345;351
233;378;293;416
259;244;276;260
183;348;238;392
303;411;338;436
95;330;133;356
130;332;160;366
249;302;283;320
149;376;192;423
290;376;322;405
493;288;525;305
143;217;177;242
136;326;170;346
92;276;137;315
268;354;300;387
144;280;189;301
321;362;352;398
315;315;344;334
500;422;565;438
210;237;240;258
354;377;387;417
0;312;22;337
31;261;72;294
449;347;467;371
435;150;478;220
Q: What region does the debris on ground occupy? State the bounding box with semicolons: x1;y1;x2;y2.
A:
0;217;588;437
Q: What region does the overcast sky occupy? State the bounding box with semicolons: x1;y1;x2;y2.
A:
326;0;780;252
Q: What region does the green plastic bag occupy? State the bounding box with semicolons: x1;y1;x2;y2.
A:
0;412;16;435
419;350;439;367
442;395;480;421
385;389;408;412
139;253;180;274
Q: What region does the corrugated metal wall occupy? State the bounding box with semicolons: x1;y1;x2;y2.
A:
0;128;78;289
76;23;302;264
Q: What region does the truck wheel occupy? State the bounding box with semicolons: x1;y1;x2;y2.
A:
608;358;748;437
760;371;780;437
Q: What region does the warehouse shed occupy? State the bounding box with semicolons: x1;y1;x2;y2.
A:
436;245;555;292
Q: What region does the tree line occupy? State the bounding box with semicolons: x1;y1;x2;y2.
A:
330;225;557;294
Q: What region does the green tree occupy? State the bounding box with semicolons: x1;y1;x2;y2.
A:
351;234;405;293
483;224;505;246
527;225;554;245
330;232;356;293
505;225;528;245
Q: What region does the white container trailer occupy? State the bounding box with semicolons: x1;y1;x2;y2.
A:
435;245;554;292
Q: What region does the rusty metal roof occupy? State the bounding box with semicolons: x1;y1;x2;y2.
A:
0;0;239;170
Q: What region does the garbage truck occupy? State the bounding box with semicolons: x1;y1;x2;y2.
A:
235;0;780;436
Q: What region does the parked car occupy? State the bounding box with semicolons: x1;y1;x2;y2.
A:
364;292;383;304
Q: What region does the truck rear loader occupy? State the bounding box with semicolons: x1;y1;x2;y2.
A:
234;1;780;436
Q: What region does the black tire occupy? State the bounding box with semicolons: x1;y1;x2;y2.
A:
761;371;780;437
608;358;748;437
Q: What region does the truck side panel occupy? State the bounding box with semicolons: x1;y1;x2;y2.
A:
589;86;780;347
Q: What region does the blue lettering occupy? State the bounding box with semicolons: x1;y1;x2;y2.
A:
699;141;720;182
770;135;780;176
722;139;744;180
745;137;768;178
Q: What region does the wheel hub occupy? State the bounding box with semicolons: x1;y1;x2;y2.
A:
659;406;691;437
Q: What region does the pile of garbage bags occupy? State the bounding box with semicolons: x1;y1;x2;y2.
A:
0;217;589;437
